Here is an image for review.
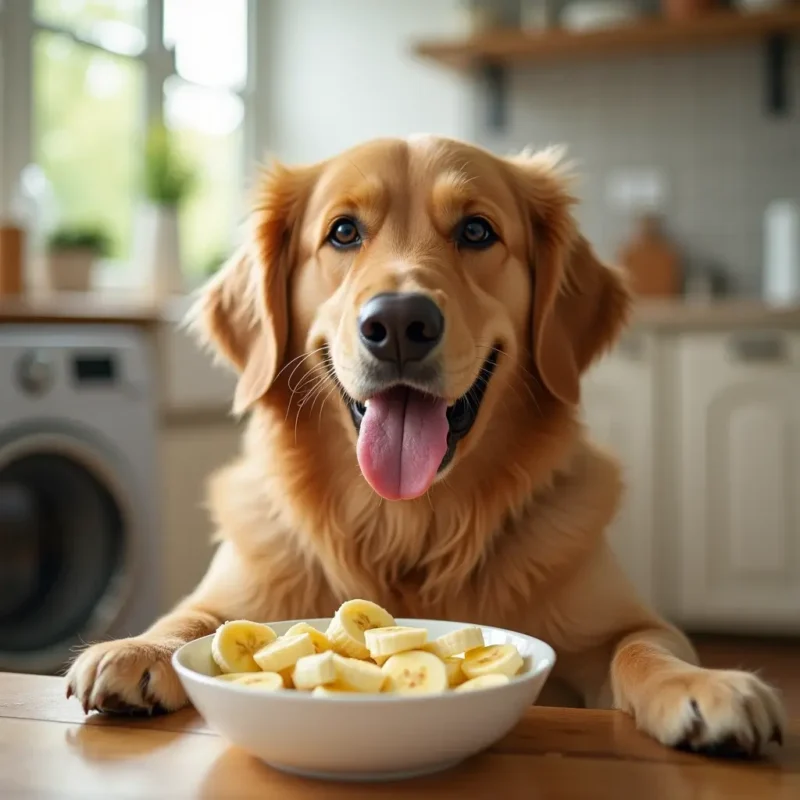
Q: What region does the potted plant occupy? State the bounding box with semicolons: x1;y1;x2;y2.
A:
45;224;112;292
134;121;197;298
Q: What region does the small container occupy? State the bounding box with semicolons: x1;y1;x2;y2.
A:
455;1;503;36
618;213;682;298
561;0;639;32
0;223;26;296
661;0;717;20
763;200;800;306
45;248;95;292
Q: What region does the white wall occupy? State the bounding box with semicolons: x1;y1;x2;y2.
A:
478;44;800;295
0;1;33;216
252;0;473;165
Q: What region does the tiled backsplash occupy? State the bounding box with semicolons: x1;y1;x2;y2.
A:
478;42;800;296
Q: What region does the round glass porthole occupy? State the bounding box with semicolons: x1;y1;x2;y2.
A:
0;434;130;672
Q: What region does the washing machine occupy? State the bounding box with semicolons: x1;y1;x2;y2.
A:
0;325;161;674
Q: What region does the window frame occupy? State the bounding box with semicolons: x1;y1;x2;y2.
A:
0;0;258;284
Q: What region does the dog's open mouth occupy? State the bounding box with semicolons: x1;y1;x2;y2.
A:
343;349;498;501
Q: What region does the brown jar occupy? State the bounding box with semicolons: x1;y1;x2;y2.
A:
0;224;26;296
618;213;682;298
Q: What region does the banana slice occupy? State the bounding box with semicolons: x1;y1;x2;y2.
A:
284;622;334;653
326;599;395;659
427;626;484;659
364;626;427;659
454;674;510;693
312;682;356;696
253;632;315;673
443;656;467;687
292;651;337;690
279;667;295;689
381;650;448;695
211;620;278;674
461;644;523;679
214;672;284;691
332;653;385;693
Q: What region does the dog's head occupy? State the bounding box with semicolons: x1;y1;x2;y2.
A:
192;136;630;502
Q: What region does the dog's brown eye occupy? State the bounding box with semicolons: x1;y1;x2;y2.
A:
328;218;362;249
457;216;497;249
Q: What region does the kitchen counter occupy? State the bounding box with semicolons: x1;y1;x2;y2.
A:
0;290;238;418
2;292;799;420
0;291;194;326
1;672;798;798
630;298;800;331
3;291;800;331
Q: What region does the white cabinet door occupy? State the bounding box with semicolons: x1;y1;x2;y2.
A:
674;331;800;632
581;332;658;607
160;422;242;608
157;323;237;414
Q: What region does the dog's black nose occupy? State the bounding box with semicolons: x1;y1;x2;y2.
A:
358;292;444;364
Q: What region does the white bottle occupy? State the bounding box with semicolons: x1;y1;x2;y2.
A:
763;200;800;306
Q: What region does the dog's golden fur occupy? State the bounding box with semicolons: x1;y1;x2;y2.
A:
67;136;784;753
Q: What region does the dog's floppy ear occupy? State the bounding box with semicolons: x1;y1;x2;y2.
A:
507;149;631;406
188;161;314;414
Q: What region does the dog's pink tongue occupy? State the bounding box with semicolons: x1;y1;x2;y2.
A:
356;387;449;501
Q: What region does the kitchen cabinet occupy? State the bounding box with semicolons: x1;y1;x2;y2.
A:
581;332;659;607
157;322;237;413
160;422;241;609
670;331;800;632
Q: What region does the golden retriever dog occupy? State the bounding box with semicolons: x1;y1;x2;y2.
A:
67;135;784;755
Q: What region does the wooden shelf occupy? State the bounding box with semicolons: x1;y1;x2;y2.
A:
413;8;800;70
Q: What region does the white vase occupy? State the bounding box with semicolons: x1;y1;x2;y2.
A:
134;202;184;299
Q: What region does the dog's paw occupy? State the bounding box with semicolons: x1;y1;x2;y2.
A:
65;637;188;716
632;667;786;757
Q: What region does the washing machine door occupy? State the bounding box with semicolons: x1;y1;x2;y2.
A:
0;428;132;674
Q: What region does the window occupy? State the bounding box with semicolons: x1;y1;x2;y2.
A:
3;0;253;283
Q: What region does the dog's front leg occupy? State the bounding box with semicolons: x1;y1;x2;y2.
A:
66;541;269;715
610;626;786;756
543;543;786;757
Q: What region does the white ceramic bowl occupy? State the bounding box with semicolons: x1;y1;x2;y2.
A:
173;618;556;783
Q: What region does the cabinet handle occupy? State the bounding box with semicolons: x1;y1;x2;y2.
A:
727;333;787;363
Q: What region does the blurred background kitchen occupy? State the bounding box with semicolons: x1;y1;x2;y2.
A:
0;0;798;706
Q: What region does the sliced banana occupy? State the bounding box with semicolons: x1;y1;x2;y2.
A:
381;650;449;695
284;622;334;653
253;632;315;673
292;651;337;690
332;653;385;693
214;672;284;691
325;599;395;659
279;667;295;689
208;603;529;700
461;644;523;679
364;625;427;659
211;620;278;674
311;682;356;696
454;674;511;693
427;626;484;660
443;656;467;687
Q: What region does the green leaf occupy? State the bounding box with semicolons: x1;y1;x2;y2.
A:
47;223;113;256
142;121;198;206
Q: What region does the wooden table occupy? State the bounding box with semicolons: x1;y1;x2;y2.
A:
1;673;798;799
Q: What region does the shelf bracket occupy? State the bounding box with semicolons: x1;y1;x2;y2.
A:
764;33;790;117
479;62;508;133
